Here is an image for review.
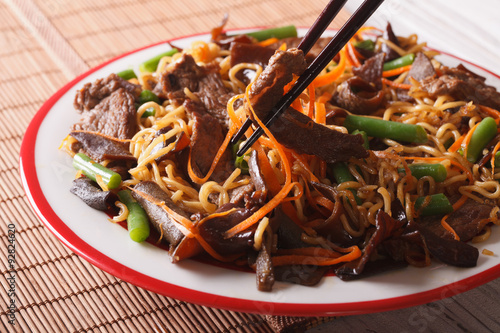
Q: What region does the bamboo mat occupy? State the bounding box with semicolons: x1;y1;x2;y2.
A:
0;0;351;331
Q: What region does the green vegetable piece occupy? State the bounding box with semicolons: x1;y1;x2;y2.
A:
116;69;137;80
232;140;249;174
354;39;375;51
398;163;447;182
139;90;160;105
244;25;297;41
330;163;362;205
494;151;500;168
344;115;428;144
383;53;415;71
414;193;453;217
118;190;150;243
352;129;369;149
141;107;156;118
72;153;122;189
139;49;178;73
466;117;498;163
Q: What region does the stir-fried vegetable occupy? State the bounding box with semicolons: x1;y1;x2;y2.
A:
415;193;453;216
466;117;498;163
72;153;122;189
344;114;428;143
398;163;448;182
118;190;150;242
139;49;179;73
116;68;137;80
243;25;297;41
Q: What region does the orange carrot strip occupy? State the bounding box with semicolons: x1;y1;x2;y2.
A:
347;41;362;67
462;122;480;157
187;124;235;184
313;196;335;211
281;182;303;202
491;141;500;169
314;102;326;125
307;84;315;118
382;64;412;77
479;105;500;119
447;134;465;153
257;37;279;47
312;48;347;87
440;215;460;241
272;246;361;266
381;77;412;90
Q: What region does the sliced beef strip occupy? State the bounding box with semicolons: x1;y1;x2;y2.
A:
248;49;368;162
70;177;116;211
71;88;138;140
268;37;332;64
74;73;141;113
420;64;500;110
154;54;233;128
132;181;187;248
397;52;436;102
186;100;233;183
69;130;135;163
418;198;493;241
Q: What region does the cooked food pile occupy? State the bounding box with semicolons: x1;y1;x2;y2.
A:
61;22;500;291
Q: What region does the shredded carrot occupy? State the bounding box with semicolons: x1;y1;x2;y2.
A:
187;124;235;184
479;105;500;119
312;48;347;87
279;42;287;51
440;215;460;241
281;182;303;202
461;122;480;158
382;65;412;78
314;102;326;125
272;246;361;266
257;37;279;47
225;83;295;238
317;92;332;104
447;134;465;153
347;41;362;67
307;84;315;118
381;77;412;90
491;141;500;169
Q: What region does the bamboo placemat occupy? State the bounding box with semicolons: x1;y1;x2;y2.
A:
0;0;351;331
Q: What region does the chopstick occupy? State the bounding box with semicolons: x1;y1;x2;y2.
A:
235;0;385;156
231;0;348;145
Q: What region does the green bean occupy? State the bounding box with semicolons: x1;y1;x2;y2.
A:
116;68;137;80
243;25;297;41
138;90;160;105
139;49;178;73
343;115;428;143
383;53;415;71
398;163;447;182
494;151;500;168
414;193;453;217
466;117;498;163
330;163;362;205
141;107;156;118
72;153;122;189
354;39;375;51
118;190;150;243
352;129;369;149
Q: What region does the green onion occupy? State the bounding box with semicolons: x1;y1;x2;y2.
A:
118;190;150;243
243;25;297;41
343;115;428;144
72;153;122;189
466;117;498;163
383;53;415;71
139;49;179;73
116;69;137;80
232;140;249;174
398;163;447;182
414;193;453;217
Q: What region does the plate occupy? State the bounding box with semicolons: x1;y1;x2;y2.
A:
19;28;500;316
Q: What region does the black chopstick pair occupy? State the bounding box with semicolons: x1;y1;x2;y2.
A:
232;0;385;156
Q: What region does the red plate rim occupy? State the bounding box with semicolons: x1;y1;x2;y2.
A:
19;28;500;317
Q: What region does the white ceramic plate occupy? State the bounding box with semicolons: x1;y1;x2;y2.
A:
19;28;500;316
